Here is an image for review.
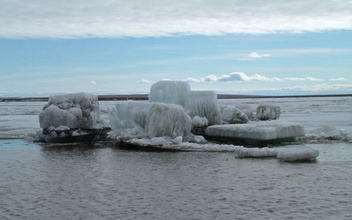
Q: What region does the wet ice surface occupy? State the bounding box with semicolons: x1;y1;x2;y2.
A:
1;140;352;219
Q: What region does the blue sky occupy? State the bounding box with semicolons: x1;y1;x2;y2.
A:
1;0;352;97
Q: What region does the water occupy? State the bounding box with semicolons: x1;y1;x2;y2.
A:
1;97;352;219
1;140;352;219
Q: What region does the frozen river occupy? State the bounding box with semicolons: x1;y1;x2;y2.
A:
1;97;352;219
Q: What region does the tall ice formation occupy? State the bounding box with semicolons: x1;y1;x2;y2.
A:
39;93;101;129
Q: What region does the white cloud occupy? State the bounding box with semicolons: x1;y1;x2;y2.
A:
89;81;97;85
189;72;282;83
331;77;349;81
248;52;271;59
186;72;333;83
284;77;323;81
136;79;152;84
1;0;352;38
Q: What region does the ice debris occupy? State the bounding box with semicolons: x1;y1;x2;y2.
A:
221;105;249;124
234;145;319;162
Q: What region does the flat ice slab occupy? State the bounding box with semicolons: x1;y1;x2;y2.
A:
118;138;241;152
205;121;305;144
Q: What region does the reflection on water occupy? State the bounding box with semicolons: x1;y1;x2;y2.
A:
1;140;352;219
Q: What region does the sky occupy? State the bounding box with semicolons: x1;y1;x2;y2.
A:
1;0;352;97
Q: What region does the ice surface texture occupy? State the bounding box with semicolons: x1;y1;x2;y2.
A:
221;105;249;124
109;101;152;134
146;103;192;138
185;91;222;125
205;121;305;141
39;93;100;129
234;145;319;162
256;104;281;120
109;102;192;139
149;81;191;107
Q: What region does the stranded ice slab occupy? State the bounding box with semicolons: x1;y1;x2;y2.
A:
186;91;222;125
39;93;100;129
146;103;192;138
149;81;191;107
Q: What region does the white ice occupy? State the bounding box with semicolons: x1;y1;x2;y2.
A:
256;104;281;120
39;93;101;129
205;121;305;141
149;81;191;108
185;91;222;125
191;116;209;127
124;138;241;152
221;105;249;124
109;101;152;135
234;145;319;162
146;103;192;138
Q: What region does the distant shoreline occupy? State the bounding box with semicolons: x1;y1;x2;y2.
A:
1;94;352;102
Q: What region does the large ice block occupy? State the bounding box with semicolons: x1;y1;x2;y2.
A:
185;91;222;125
205;121;305;144
39;93;100;129
149;81;191;107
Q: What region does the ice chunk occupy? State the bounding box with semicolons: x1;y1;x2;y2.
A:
221;105;249;124
256;104;280;120
146;103;192;138
172;136;183;144
124;138;241;152
205;121;305;142
234;145;319;162
191;116;208;127
276;146;319;162
109;101;152;134
39;93;100;129
149;81;191;107
234;147;277;158
185;91;222;125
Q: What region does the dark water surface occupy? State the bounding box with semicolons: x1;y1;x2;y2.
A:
1;140;352;219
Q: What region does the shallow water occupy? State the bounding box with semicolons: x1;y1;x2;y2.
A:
0;140;352;219
1;97;352;219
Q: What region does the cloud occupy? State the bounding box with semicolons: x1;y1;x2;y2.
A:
189;72;282;83
248;52;271;59
284;77;323;81
89;81;97;85
186;72;333;83
331;77;349;81
1;0;352;38
136;79;152;84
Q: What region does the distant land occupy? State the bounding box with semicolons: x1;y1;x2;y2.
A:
1;94;352;102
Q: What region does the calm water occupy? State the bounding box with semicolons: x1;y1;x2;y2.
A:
1;98;352;219
1;140;352;219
